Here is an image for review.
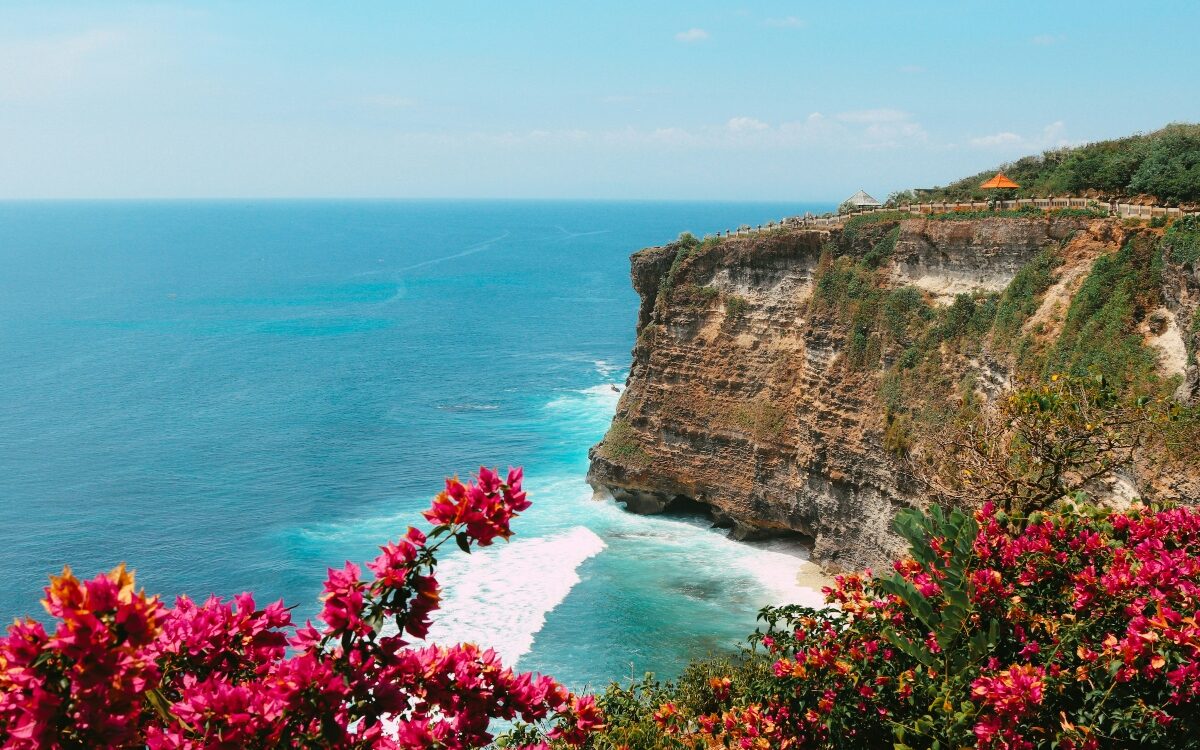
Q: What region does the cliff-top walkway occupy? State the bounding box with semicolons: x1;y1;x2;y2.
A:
720;196;1199;238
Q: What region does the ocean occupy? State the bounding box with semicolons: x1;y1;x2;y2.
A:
0;200;832;691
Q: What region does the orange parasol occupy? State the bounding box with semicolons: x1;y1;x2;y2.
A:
980;172;1020;190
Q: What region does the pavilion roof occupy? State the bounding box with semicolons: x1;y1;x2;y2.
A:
980;172;1020;190
844;189;882;206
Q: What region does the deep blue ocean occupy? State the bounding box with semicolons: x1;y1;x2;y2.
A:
0;200;832;690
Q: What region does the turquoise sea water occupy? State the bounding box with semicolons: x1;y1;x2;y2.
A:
0;200;832;690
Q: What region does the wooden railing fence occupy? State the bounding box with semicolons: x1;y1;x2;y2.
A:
717;197;1199;237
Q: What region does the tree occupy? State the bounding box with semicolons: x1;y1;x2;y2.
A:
915;373;1159;515
885;190;917;207
1128;124;1200;203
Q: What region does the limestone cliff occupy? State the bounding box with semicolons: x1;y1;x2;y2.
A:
589;214;1200;572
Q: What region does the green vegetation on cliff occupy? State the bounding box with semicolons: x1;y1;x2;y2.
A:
916;123;1200;204
1165;214;1200;264
1045;235;1163;389
803;216;1198;471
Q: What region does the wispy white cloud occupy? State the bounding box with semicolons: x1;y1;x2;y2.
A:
405;107;928;154
675;28;709;43
765;16;806;28
726;116;769;132
969;132;1022;147
968;121;1072;150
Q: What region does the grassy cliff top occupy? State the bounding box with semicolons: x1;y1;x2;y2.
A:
911;123;1200;205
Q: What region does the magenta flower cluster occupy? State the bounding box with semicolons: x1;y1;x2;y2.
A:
0;467;603;749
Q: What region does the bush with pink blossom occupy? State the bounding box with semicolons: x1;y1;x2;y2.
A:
0;467;603;749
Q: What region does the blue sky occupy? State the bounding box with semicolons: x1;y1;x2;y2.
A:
1;1;1197;200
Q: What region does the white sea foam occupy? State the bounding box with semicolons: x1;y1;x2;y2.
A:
425;526;606;666
539;380;830;612
543;385;622;431
593;359;620;378
435;402;501;412
555;226;612;240
734;541;830;610
395;231;511;273
586;494;831;610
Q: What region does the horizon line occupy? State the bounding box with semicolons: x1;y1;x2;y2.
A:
0;196;842;204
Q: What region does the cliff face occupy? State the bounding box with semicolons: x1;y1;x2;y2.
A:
589;215;1200;572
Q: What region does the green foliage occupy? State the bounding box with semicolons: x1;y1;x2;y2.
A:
579;673;690;750
1128;123;1200;203
724;294;749;320
730;400;786;441
862;225;900;269
916;123;1200;203
1045;236;1162;390
675;231;700;249
882;287;928;340
885;189;918;207
672;284;719;308
840;212;909;243
600;419;650;466
926;373;1162;514
878;507;985;672
882;410;913;456
1164;214;1200;264
938;293;998;341
657;235;704;302
1050;207;1111;219
569;655;772;750
992;247;1062;344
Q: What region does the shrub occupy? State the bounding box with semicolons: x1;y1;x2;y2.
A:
672;284;719;309
920;373;1160;514
585;502;1200;749
938;293;997;343
882;411;913;456
881;287;929;342
0;469;600;749
1128;124;1200;203
724;295;750;321
656;237;704;303
841;214;909;244
1049;207;1110;219
886;190;918;207
1045;236;1162;390
1163;215;1200;265
675;231;700;250
914;123;1200;203
862;226;900;269
993;248;1062;345
601;419;650;466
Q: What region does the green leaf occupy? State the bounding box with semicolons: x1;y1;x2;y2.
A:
883;626;937;668
879;575;939;632
455;532;471;554
145;688;173;722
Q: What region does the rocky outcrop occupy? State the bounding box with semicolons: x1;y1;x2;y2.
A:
589;216;1200;573
891;215;1085;302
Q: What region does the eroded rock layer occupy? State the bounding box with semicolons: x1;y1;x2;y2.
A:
589;216;1200;572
